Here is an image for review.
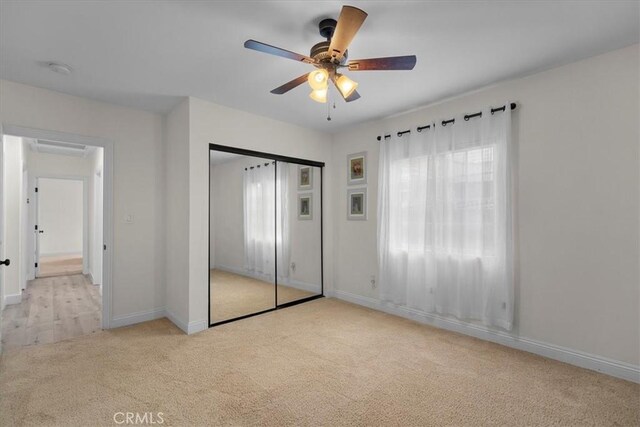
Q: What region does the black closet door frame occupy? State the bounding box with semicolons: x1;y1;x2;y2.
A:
208;143;325;327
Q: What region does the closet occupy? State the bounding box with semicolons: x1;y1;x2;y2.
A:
208;144;323;326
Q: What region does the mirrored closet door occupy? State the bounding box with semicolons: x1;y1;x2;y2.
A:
276;162;322;306
209;145;323;326
209;150;276;324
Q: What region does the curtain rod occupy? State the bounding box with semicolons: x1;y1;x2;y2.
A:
376;102;516;141
244;161;275;171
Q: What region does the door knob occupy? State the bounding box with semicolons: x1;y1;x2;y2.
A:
39;230;44;234
0;259;10;266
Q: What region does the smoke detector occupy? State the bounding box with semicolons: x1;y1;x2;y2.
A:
47;62;72;75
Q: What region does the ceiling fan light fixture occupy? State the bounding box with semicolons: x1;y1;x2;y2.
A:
335;74;358;99
309;88;328;103
308;69;329;90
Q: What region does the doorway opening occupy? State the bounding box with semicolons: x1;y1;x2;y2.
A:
36;177;86;278
0;129;110;349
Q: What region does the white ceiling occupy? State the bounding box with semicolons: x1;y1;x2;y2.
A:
1;1;638;132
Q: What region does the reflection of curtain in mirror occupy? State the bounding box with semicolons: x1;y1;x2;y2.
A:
243;163;290;281
275;165;290;282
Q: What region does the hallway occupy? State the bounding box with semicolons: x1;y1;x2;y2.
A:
1;274;101;350
38;254;83;278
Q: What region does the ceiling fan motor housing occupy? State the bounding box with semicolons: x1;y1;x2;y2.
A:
313;18;347;65
311;41;348;65
319;18;337;39
310;41;331;61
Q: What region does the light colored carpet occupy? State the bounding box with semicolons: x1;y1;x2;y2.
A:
1;298;638;426
38;255;83;278
210;269;314;322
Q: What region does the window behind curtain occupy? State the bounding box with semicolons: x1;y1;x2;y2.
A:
378;106;513;330
388;146;496;257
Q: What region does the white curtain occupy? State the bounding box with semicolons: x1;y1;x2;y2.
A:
243;162;290;281
378;105;513;330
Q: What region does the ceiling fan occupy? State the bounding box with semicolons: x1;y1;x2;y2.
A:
244;5;417;104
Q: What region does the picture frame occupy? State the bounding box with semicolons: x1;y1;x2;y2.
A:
347;151;367;186
298;193;313;220
347;188;367;221
298;165;313;190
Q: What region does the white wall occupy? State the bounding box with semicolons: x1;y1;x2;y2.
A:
285;163;322;289
185;96;333;332
37;178;83;256
164;98;190;328
19;141;28;290
0;79;166;322
90;148;104;288
1;135;25;303
331;45;639;367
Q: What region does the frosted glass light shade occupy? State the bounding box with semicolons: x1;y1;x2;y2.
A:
335;74;358;98
308;69;329;90
309;88;327;103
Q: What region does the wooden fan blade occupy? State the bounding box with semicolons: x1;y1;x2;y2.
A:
348;55;417;71
244;39;315;64
270;73;310;95
328;6;368;62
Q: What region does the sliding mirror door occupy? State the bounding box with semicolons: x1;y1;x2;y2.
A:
210;151;276;324
276;162;322;306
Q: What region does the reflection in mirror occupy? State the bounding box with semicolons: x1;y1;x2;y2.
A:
209;151;276;323
276;162;322;305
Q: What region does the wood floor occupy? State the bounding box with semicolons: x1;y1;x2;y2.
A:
0;274;101;350
38;254;83;277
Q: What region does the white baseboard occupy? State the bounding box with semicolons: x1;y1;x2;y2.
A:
111;307;166;328
165;309;188;333
331;289;640;384
110;308;206;335
164;310;207;335
187;319;208;334
283;278;322;294
4;293;22;305
214;264;275;282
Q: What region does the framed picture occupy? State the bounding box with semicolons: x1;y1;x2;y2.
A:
347;152;367;185
298;165;313;190
347;188;367;221
298;193;312;220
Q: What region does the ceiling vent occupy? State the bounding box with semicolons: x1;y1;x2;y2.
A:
31;139;90;157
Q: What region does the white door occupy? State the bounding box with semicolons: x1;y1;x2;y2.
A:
93;170;103;291
0;134;6;312
36;178;84;277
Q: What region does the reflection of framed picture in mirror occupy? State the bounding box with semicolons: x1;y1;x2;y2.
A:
347;152;366;185
298;193;312;220
347;188;367;220
298;165;313;190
